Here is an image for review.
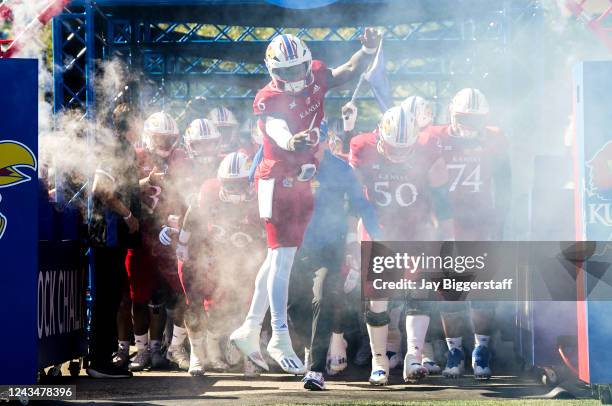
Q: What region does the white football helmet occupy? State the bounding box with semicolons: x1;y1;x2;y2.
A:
208;106;239;153
217;151;254;203
377;105;419;163
143;112;179;158
265;34;313;94
184;118;221;163
449;88;490;138
208;105;239;128
241;118;263;145
401;96;433;130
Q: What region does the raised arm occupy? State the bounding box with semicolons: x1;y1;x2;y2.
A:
328;28;382;89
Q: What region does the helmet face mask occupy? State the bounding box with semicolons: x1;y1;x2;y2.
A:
185;118;221;161
449;88;489;138
217;152;253;203
271;61;310;82
377;139;413;163
450;113;488;138
270;61;312;93
219;177;253;203
188;139;220;161
151;133;178;151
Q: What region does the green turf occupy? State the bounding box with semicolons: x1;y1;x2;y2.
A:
266;401;600;406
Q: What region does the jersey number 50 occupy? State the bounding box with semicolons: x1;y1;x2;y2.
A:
373;181;418;207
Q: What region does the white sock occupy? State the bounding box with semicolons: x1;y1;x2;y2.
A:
330;333;346;354
367;323;389;370
405;314;430;363
244;248;272;328
446;336;463;351
170;325;187;348
189;334;205;361
267;247;297;332
118;340;130;354
150;339;162;352
475;334;490;347
422;342;436;364
135;334;149;352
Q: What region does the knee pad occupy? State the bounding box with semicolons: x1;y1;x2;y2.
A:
366;310;390;326
369;300;388;313
148;290;166;314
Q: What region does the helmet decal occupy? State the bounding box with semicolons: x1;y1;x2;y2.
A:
230;151;240;175
398;106;407;144
280;34;298;60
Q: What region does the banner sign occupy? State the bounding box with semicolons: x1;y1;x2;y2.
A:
573;61;612;384
37;241;87;369
0;58;38;384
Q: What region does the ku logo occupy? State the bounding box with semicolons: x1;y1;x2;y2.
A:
0;140;37;240
587;140;612;201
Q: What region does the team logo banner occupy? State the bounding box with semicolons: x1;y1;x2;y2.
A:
361;241;612;301
0;58;38;384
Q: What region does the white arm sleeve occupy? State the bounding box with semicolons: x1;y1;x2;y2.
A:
265;116;293;151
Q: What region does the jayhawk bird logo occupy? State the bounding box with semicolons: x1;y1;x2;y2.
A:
0;140;37;240
587;140;612;201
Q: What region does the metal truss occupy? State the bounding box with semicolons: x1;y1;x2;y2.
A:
53;0;540;117
52;0;102;115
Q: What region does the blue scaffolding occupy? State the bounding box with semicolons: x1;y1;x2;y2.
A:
52;0;541;121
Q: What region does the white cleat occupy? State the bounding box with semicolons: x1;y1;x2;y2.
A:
422;342;441;374
403;354;428;382
166;345;190;371
474;365;492;380
229;325;269;371
188;339;206;376
369;368;389;386
266;330;306;375
369;354;389;386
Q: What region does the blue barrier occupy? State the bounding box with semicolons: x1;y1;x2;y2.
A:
0;59;38;384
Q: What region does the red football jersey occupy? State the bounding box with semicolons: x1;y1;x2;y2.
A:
428;125;509;234
136;147;191;244
197;178;266;253
349;130;442;241
253;59;330;179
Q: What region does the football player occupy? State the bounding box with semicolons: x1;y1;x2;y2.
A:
229;29;382;375
208;105;240;155
174;151;265;375
117;111;190;372
156;118;223;372
350;105;454;385
183;118;223;182
285;119;380;390
424;88;511;380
